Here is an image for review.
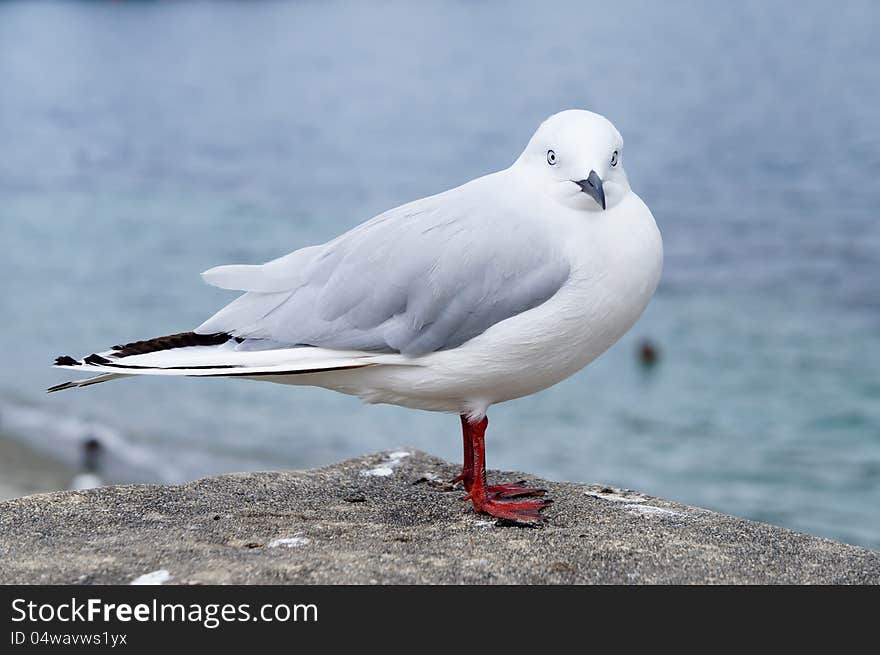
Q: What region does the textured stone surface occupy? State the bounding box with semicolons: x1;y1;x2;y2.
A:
1;450;878;584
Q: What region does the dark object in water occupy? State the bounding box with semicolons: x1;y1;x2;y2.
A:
638;339;659;367
83;437;103;473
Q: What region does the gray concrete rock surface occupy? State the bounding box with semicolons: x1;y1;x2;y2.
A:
1;450;878;584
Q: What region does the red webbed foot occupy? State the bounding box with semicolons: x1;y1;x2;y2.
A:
487;480;547;500
472;495;552;525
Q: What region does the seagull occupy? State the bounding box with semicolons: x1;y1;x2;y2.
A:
51;109;663;524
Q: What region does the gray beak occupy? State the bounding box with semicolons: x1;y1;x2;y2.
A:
575;170;606;210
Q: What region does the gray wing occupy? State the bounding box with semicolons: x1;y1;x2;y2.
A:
196;193;571;356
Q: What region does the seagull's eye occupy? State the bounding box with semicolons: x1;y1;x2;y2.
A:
610;150;619;167
546;150;557;165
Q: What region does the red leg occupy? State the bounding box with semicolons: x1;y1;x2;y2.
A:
452;415;475;491
453;417;545;499
462;415;551;524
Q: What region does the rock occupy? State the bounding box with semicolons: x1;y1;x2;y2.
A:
0;450;877;584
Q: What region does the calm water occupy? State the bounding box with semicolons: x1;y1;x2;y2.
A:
1;1;878;548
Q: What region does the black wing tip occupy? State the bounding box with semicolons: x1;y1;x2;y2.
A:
111;331;232;358
47;381;77;393
56;332;234;367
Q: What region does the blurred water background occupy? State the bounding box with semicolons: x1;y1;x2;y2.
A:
0;0;878;548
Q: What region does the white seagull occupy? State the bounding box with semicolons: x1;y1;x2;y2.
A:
51;110;663;523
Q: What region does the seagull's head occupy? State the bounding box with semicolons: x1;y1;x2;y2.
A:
514;109;630;212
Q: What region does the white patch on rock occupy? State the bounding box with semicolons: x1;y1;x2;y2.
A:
625;504;686;518
474;520;495;528
130;569;172;585
362;466;394;477
585;489;647;503
360;451;411;477
268;535;311;548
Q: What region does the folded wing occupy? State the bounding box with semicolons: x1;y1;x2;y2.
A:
196;191;571;356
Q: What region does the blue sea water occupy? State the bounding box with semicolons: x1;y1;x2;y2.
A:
1;0;878;548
